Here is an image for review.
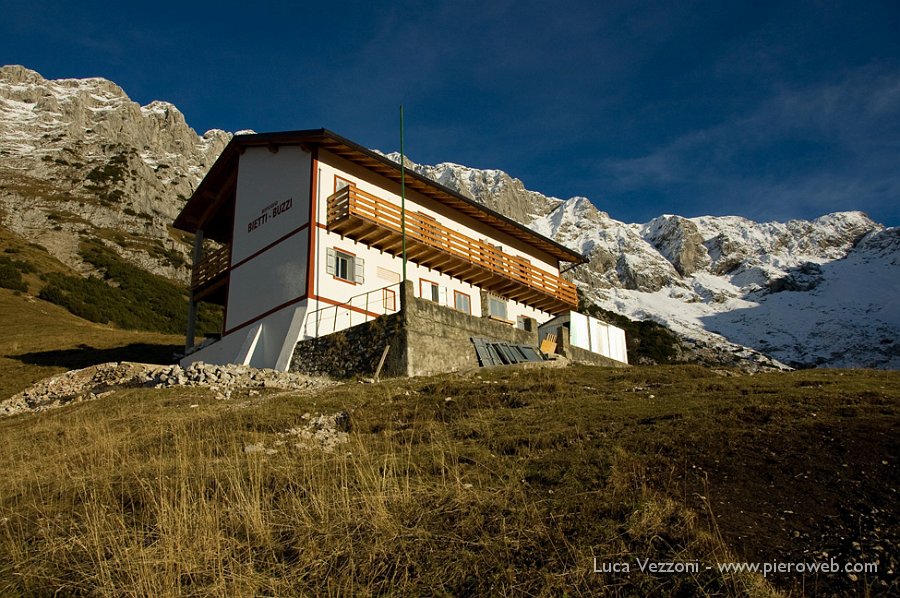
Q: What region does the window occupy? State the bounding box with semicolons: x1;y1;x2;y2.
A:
488;295;508;320
326;247;364;284
420;279;446;305
383;288;397;311
334;175;353;192
454;291;471;314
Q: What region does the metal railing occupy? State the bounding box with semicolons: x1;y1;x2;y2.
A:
303;283;401;338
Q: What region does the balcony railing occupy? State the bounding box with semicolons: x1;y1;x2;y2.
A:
190;245;229;299
326;185;577;314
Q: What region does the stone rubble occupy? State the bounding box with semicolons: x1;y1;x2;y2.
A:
1;361;336;417
244;412;351;455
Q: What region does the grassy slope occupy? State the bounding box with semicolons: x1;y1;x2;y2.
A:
1;363;896;596
0;225;194;400
0;288;184;400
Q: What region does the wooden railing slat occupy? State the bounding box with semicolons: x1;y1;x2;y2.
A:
325;186;577;308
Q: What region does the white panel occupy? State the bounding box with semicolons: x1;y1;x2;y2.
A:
609;325;628;364
377;267;400;283
588;318;602;354
232;146;311;265
569;311;590;350
226;230;309;331
236;323;263;366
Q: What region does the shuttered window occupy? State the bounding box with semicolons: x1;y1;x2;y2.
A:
326;247;364;284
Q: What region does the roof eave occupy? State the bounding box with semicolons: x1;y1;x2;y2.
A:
174;128;588;264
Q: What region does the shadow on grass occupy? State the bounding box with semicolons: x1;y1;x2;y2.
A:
8;343;182;370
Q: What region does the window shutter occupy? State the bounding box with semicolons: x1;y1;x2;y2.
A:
354;256;365;284
326;247;335;275
438;286;448;306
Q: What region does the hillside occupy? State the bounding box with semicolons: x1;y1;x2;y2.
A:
0;284;184;400
1;361;897;595
2;65;897;370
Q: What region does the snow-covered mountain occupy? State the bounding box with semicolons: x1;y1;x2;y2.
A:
2;66;897;369
394;155;899;370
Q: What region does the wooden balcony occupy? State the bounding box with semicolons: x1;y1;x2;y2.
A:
326;186;578;314
190;245;229;303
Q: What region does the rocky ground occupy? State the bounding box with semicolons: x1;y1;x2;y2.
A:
679;399;898;596
0;361;336;416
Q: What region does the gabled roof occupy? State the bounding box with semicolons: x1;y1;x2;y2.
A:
174;128;586;264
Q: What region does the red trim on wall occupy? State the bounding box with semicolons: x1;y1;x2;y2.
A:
332;245;356;256
333;275;358;286
306;148;319;299
222;294;308;336
384;287;397;311
229;223;310;271
309;294;384;319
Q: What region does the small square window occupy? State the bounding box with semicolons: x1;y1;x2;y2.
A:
488;295;508;320
454;291;471;314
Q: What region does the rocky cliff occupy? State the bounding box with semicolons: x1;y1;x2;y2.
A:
0;65;229;282
2;66;897;369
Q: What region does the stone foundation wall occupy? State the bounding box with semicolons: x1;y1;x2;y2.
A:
290;311;406;379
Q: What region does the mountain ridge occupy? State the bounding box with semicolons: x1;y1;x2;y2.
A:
2;65;897;369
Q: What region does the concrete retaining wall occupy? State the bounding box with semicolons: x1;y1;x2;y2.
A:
405;282;538;377
289;281;541;379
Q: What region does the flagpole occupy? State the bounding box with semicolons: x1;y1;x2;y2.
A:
400;105;407;284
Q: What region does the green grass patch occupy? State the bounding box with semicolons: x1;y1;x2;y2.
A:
0;255;35;292
37;241;220;335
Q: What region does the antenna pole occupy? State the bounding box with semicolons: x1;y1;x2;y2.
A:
400;105;407;283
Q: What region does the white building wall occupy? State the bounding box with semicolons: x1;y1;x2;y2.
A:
184;145;313;371
309;152;558;332
225;145;312;333
231;146;311;264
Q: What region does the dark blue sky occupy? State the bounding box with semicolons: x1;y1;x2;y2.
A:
3;0;898;225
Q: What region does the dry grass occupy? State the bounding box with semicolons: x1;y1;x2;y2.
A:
0;261;896;594
5;363;894;595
